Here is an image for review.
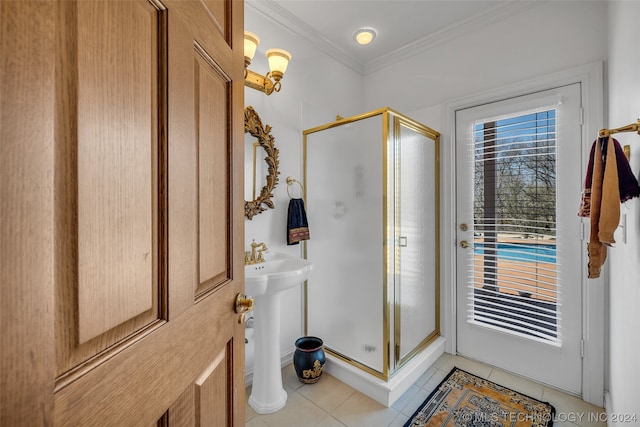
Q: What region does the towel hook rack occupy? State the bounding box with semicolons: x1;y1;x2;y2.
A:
286;176;304;199
598;117;639;160
598;118;640;138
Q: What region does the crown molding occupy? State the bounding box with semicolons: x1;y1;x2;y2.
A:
247;0;544;77
364;1;544;75
246;0;365;74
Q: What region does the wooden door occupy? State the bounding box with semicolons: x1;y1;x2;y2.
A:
1;1;246;425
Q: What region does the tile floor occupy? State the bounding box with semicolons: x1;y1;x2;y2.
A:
245;353;606;427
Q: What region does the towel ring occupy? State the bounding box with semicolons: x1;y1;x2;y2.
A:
286;176;304;199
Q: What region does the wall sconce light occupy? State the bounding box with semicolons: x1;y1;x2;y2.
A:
244;31;291;95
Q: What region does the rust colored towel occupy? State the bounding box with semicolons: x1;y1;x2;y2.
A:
587;139;607;278
598;137;621;245
579;137;639;278
578;137;640;218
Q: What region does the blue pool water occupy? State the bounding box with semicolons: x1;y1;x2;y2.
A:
474;242;556;263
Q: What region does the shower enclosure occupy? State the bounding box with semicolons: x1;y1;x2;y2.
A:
303;108;440;381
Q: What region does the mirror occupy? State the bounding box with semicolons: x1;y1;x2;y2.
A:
244;140;261;201
244;106;280;219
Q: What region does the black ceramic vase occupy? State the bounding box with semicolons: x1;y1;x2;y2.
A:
293;336;325;384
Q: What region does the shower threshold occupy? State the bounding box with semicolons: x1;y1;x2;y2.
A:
323;337;445;407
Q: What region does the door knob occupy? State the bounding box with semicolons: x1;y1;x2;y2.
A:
459;240;470;249
235;293;255;324
459;223;468;231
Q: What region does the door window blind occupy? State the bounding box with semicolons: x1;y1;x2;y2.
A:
469;109;560;345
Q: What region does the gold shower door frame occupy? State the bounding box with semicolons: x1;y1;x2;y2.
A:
302;107;441;380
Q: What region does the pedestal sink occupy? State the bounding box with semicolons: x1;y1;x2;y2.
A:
245;252;312;414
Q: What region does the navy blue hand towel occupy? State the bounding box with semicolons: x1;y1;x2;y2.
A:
287;198;310;245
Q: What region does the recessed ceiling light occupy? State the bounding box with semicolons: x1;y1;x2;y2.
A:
353;28;376;46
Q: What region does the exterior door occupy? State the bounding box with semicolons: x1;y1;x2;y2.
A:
455;84;584;394
1;1;246;425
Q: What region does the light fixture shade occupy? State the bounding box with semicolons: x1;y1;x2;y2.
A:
354;28;376;45
244;31;260;61
266;48;291;75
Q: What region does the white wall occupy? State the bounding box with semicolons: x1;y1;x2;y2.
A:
244;4;363;374
364;1;607;118
606;1;640;422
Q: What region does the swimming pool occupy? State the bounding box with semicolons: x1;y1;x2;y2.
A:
474;242;557;263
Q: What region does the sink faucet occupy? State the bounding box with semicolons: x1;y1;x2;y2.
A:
245;240;268;265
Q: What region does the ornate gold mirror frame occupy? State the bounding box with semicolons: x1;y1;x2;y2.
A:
245;106;280;219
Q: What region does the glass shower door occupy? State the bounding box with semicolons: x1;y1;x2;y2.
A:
305;114;386;375
394;117;440;367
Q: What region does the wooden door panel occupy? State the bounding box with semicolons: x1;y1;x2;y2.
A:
196;47;231;298
166;341;235;427
168;384;196;427
167;1;235;73
166;2;239;316
2;0;245;424
0;2;57;425
166;5;199;319
54;283;243;426
194;344;233;426
76;0;160;343
55;0;167;380
201;1;229;41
